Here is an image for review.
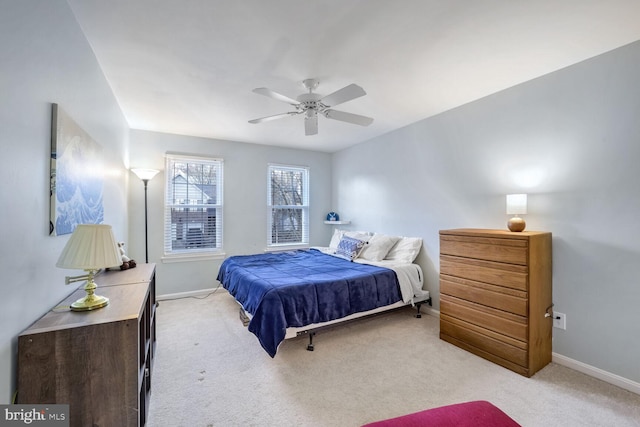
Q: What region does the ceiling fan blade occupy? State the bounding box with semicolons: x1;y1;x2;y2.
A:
324;109;374;126
305;111;318;136
249;112;299;124
320;84;366;107
253;87;300;105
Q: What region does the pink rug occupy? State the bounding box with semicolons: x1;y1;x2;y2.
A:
361;400;521;427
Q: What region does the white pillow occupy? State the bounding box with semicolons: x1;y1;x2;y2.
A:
384;237;423;263
329;229;347;249
359;233;400;262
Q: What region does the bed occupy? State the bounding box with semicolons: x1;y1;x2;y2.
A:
216;231;430;357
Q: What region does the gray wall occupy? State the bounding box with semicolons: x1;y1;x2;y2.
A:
332;41;640;384
0;1;130;403
128;130;333;296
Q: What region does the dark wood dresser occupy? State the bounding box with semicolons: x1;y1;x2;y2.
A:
18;263;156;426
439;229;552;377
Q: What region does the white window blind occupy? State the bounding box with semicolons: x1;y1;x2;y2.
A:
164;154;223;255
268;164;309;246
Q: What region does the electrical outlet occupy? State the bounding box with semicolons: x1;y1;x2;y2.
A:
553;312;566;330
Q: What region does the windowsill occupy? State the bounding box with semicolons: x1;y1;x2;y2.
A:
161;252;226;263
264;244;309;253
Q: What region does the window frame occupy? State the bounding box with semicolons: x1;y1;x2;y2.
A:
267;163;310;248
163;153;224;261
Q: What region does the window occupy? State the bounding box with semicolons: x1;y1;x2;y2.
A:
164;154;223;255
268;164;309;246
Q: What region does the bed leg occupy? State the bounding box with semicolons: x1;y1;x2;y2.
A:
415;298;432;318
307;332;315;351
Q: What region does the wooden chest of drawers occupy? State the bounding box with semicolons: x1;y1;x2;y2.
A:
439;229;552;377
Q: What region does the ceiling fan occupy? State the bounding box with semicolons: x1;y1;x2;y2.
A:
248;79;373;136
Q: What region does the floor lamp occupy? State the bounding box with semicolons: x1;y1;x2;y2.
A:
132;169;160;263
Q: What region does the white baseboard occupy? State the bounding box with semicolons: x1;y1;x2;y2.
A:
552;353;640;395
157;287;224;301
423;307;440;317
424;310;638;395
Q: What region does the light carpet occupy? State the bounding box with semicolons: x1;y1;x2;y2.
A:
147;290;640;427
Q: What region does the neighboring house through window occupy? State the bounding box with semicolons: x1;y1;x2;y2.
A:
268;164;309;246
164;154;223;256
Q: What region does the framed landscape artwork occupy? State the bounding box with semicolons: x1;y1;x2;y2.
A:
49;103;104;236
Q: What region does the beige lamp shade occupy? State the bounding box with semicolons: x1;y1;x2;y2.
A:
57;224;122;270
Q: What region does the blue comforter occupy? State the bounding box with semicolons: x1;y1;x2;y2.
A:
217;249;401;357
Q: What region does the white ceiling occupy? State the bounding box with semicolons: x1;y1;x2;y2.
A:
67;0;640;153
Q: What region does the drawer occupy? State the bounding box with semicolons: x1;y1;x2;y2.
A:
440;274;527;316
440;234;528;265
440;294;527;342
440;255;528;291
440;316;528;367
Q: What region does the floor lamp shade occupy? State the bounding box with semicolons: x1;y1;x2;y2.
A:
132;168;160;181
57;224;122;310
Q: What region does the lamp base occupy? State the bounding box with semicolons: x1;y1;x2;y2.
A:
70;273;109;311
508;216;526;232
70;294;109;311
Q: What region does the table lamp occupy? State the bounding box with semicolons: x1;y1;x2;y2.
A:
56;224;122;311
506;194;527;232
